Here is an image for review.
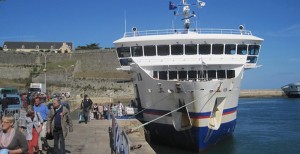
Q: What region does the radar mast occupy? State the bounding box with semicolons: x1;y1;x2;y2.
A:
170;0;206;30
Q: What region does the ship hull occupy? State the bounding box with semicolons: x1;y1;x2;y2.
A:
141;111;237;151
131;64;242;151
285;93;300;98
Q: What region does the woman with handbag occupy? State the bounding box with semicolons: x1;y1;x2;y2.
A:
25;105;43;154
47;98;73;154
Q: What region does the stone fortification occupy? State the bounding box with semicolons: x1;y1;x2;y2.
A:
0;49;134;98
0;51;38;64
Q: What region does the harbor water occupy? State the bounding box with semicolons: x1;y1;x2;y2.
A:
150;97;300;154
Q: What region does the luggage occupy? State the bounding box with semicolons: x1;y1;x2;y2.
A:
78;111;84;123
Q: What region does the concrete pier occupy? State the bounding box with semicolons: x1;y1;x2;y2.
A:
46;119;155;154
239;89;285;98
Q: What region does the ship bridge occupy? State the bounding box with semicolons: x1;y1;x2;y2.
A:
114;29;263;71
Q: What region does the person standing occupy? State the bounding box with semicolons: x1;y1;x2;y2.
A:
98;104;103;120
92;103;99;120
81;95;93;124
103;104;108;119
24;106;43;154
47;98;73;154
117;101;124;117
0;115;28;154
33;97;49;152
1;94;9;117
21;93;28;109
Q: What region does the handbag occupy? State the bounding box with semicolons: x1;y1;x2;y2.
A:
46;132;54;140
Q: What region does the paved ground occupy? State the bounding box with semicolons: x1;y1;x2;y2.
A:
45;119;156;154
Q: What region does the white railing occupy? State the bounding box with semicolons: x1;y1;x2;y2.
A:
124;28;252;37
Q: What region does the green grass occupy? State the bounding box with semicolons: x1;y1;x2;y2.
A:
45;60;77;71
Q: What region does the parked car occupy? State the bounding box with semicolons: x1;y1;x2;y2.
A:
0;94;23;110
0;88;19;95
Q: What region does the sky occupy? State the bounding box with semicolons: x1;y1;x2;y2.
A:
0;0;300;90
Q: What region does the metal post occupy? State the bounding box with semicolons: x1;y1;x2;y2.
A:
41;52;48;92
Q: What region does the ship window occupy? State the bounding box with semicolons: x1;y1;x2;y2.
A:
153;71;158;79
131;46;143;57
117;47;131;58
217;70;226;79
248;45;260;55
247;56;257;63
207;70;216;80
185;44;197;55
225;44;236;55
188;70;197;80
157;45;170;56
119;58;129;66
179;71;187;80
169;71;177;80
237;44;247;55
198;70;207;80
144;45;156;56
171;44;183;55
199;44;211;55
159;71;168;80
212;44;224;55
227;70;235;78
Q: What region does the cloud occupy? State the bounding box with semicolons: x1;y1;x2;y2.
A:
266;24;300;37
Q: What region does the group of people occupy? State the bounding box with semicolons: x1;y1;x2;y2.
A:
80;95;111;123
0;96;73;154
111;101;125;117
80;95;129;124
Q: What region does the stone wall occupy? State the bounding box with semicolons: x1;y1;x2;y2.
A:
0;50;134;98
0;65;31;79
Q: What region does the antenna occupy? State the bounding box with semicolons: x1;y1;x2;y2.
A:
124;10;127;35
169;0;206;30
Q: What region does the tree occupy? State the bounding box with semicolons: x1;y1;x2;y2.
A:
75;43;101;50
0;46;3;50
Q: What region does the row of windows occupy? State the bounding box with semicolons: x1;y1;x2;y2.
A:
119;55;258;66
117;44;260;57
152;70;235;81
3;45;72;50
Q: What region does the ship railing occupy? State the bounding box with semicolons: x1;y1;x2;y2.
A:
124;28;252;37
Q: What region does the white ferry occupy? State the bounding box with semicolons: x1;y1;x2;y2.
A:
114;0;263;151
281;82;300;98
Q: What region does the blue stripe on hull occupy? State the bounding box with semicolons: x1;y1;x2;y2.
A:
143;119;236;151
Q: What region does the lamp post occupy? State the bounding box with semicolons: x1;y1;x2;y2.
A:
40;52;48;92
58;65;74;88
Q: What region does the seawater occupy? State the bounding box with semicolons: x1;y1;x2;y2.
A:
150;97;300;154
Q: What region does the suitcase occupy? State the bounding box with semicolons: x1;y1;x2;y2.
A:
78;112;84;123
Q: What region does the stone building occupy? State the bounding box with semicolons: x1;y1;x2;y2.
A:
2;41;73;53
